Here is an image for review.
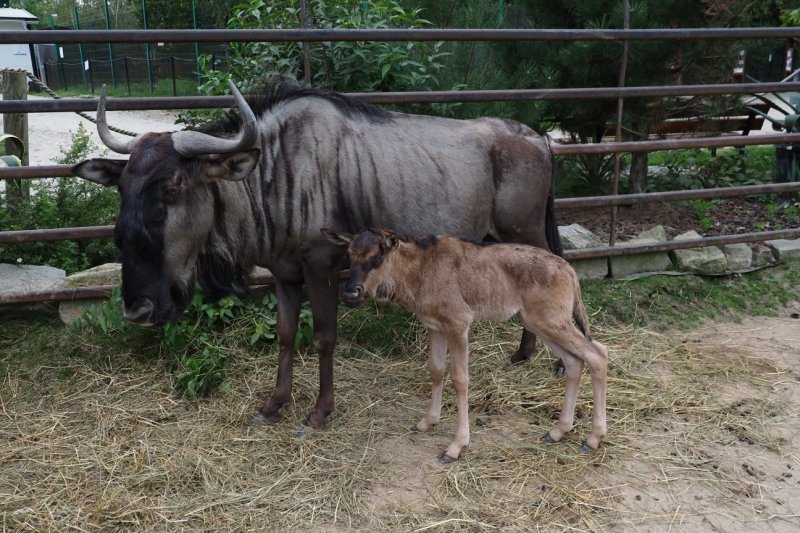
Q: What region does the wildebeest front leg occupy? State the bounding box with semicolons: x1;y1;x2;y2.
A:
301;266;341;429
416;329;447;432
441;327;470;463
255;280;303;425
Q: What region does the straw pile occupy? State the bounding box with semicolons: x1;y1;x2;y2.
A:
1;307;795;531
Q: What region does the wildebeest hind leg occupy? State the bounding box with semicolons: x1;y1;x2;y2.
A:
255;280;303;426
509;328;536;364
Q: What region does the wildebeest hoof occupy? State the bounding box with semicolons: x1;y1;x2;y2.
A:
540;433;557;444
438;451;458;464
579;441;597;454
252;412;280;426
507;352;529;367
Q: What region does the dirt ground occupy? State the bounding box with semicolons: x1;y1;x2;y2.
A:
600;313;800;531
363;312;800;532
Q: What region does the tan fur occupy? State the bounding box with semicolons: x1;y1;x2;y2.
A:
342;230;608;461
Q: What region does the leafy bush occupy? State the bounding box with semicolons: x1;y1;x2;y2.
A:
0;124;119;273
78;288;314;399
196;0;446;98
647;146;775;192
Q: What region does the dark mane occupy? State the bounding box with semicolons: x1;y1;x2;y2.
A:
196;81;392;136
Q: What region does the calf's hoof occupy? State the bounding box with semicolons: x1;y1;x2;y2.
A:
540;433;558;444
438;451;458;464
579;441;598;454
252;412;281;426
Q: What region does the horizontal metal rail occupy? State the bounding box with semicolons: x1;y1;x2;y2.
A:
2;182;799;244
557;182;800;208
3;27;800;45
4;133;800;184
0;273;276;305
2;228;797;305
564;228;800;260
5;82;800;114
550;132;800;154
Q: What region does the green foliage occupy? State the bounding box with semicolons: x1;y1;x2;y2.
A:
78;288;314;399
647;147;775;192
74;287;127;335
197;0;446;96
688;199;715;232
0;124;119;273
581;262;800;331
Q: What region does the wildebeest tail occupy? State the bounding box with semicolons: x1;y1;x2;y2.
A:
546;154;563;257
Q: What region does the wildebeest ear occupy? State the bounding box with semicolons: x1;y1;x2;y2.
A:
72;158;127;187
320;228;351;247
200;149;260;182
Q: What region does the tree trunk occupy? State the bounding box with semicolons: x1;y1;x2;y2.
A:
629;151;648;195
2;70;30;216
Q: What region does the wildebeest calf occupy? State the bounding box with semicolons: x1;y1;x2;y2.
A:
323;228;608;462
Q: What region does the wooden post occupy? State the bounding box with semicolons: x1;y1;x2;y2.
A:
2;70;30;213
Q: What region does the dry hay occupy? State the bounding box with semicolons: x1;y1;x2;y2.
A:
1;309;797;532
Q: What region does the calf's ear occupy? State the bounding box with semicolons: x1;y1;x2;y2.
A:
72;159;127;187
320;228;351;247
381;230;399;251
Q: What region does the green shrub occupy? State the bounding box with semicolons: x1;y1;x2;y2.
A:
185;0;446;125
648;146;775;192
0;124;119;273
78;288;314;399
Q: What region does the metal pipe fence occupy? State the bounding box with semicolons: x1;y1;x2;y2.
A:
2;26;800;304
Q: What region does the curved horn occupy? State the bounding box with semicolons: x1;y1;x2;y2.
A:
172;80;259;157
96;84;138;154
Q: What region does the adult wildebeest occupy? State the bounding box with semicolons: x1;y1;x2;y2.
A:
324;228;607;462
72;80;561;430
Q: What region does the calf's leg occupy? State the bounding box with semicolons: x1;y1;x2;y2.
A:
255;280;303;425
535;323;608;452
441;327;471;463
540;346;584;444
583;340;608;451
416;329;447;432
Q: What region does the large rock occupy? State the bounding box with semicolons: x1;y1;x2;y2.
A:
611;237;673;277
720;243;752;272
0;263;66;298
58;263;121;325
766;239;800;262
750;243;776;268
559;224;604;250
637;225;669;242
559;224;607;280
670;231;727;275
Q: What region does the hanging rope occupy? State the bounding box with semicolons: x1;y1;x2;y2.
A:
2;68;138;137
